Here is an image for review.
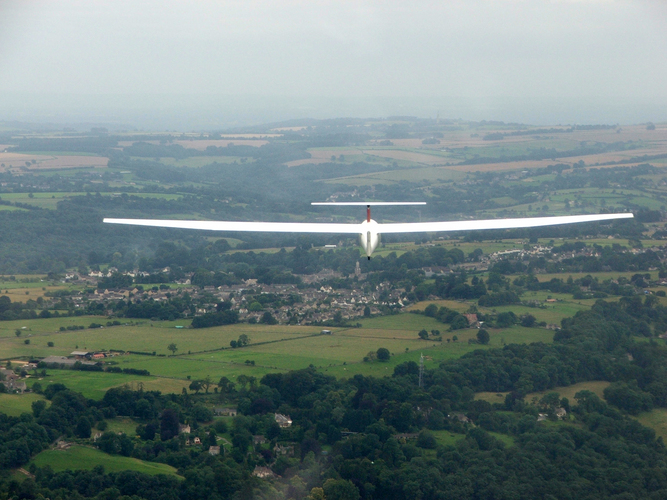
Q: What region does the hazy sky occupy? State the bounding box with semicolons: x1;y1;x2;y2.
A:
1;0;666;128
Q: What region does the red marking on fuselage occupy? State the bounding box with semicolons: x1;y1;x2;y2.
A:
367;205;371;222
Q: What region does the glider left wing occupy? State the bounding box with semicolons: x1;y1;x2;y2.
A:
103;218;364;234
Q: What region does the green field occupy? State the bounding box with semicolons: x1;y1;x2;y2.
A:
0;308;556;393
323;165;466;186
0;294;565;394
635;409;667;441
0;192;183;209
105;417;141;436
0;204;25;211
0;393;48;417
31;445;180;477
475;380;611;405
430;429;514;448
28;371;189;400
157;156;249;168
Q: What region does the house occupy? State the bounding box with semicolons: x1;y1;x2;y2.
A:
555;407;567;420
209;445;220;456
274;413;292;428
193;437;201;445
464;314;480;328
214;407;237;417
12;381;27;393
253;435;266;445
252;466;277;479
273;444;294;456
71;351;91;359
56;440;72;450
448;413;471;424
179;424;191;434
393;433;419;441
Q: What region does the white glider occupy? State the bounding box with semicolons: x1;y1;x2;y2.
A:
104;202;633;259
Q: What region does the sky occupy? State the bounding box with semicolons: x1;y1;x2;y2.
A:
0;0;666;128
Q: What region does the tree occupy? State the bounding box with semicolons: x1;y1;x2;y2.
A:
424;304;438;317
539;392;561;412
363;305;371;317
521;314;536;327
307;487;326;500
14;329;21;337
218;376;235;396
238;334;250;346
323;479;360;500
167;343;178;356
31;400;47;418
76;416;92;438
376;348;390;361
160;408;180;440
202;375;212;394
260;311;277;325
417;430;437;449
496;311;517;328
477;329;490;345
418;329;429;340
189;380;202;394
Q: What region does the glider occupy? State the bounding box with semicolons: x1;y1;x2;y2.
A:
104;202;634;259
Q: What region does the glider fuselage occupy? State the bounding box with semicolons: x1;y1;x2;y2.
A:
359;219;381;259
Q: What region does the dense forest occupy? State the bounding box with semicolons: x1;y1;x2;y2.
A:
3;297;667;498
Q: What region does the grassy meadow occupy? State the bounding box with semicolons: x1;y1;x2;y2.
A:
475;380;612;405
0;393;48;417
30;446;180;477
0;298;563;398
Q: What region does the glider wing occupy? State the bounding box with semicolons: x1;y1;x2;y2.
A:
376;213;634;234
103;218;364;234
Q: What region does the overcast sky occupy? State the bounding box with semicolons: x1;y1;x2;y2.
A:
1;0;666;128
